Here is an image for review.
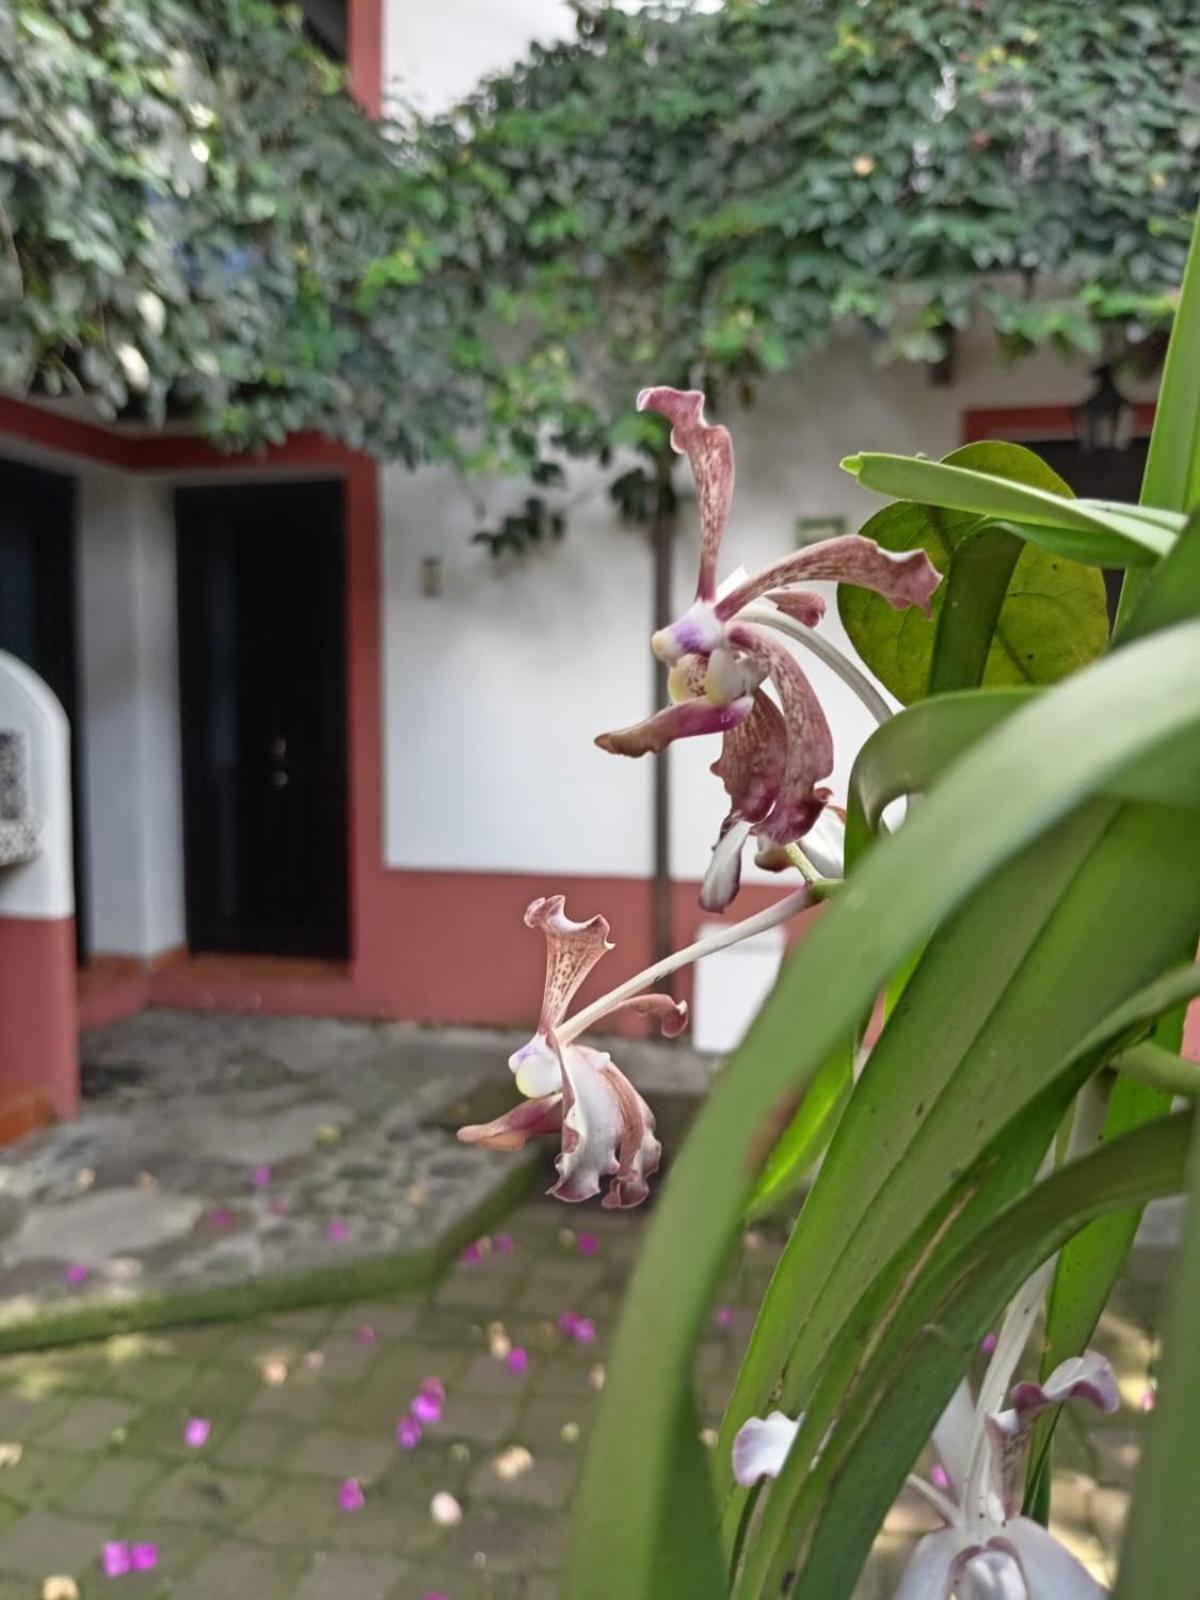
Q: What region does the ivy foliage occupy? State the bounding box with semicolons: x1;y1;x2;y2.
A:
3;0;1199;488
0;0;477;460
417;0;1200;543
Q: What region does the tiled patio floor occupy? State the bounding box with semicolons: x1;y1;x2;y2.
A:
0;1191;1168;1598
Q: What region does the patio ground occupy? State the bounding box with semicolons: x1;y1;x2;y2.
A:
0;1186;1169;1598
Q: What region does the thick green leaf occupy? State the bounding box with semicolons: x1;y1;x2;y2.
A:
564;623;1200;1600
757;1111;1195;1600
742;1039;854;1223
839;443;1107;703
719;799;1200;1554
1115;1117;1200;1599
842;451;1181;563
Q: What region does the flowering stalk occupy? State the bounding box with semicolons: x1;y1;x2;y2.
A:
458;886;811;1207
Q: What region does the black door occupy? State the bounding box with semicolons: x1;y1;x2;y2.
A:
176;481;349;958
0;456;87;960
1016;437;1150;620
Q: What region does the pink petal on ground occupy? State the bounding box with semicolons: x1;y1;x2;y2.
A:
411;1392;442;1425
338;1478;365;1512
494;1233;516;1254
715;1306;735;1330
396;1415;423;1449
460;1242;483;1265
327;1219;349;1243
268;1197;290;1216
210;1208;232;1229
130;1546;157;1573
357;1324;376;1345
419;1377;446;1402
570;1318;595;1344
183;1418;211;1448
507;1347;529;1374
577;1233;599;1256
102;1543;131;1578
251;1165;272;1188
63;1264;89;1288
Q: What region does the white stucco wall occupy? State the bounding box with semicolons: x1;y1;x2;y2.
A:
382;323;1154;885
78;472;186;956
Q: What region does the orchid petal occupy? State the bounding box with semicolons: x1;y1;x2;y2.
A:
525;895;614;1033
637;386;733;602
711;691;788;827
892;1527;962;1600
549;1041;660;1208
591;993;689;1037
932;1379;975;1503
1004;1518;1108;1599
958;1548;1030;1600
726;625;834;844
599;1055;663;1209
731;1410;801;1487
987;1352;1118;1516
766;588;827;627
595;694;755;757
457;1093;564;1152
1008;1352;1120;1419
715;533;941;621
700;817;752;912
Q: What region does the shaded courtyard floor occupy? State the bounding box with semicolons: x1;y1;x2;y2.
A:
0;1188;1171;1598
0;1012;712;1348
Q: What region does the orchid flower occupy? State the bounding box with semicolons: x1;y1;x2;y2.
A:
457;886;809;1207
596;387;940;910
732;1349;1118;1599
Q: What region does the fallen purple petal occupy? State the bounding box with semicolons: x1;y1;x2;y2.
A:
209;1208;232;1230
396;1414;423;1449
63;1263;89;1288
410;1391;442;1425
183;1418;211;1448
461;1241;483;1265
130;1547;157;1574
577;1233;599;1256
981;1331;998;1355
357;1324;376;1345
338;1478;365;1512
327;1219;349;1243
558;1313;595;1344
494;1233;516;1254
507;1346;529;1374
419;1377;446;1402
102;1543;130;1579
715;1306;735;1330
251;1165;271;1188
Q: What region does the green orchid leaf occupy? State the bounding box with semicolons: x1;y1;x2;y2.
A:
564;621;1200;1600
749;1112;1195;1600
1115;1116;1200;1599
839;443;1109;704
842;451;1180;562
742;1038;855;1224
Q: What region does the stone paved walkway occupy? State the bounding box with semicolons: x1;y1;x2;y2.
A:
0;1012;714;1348
0;1190;1170;1598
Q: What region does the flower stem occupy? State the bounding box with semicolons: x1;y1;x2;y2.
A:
561;886;812;1043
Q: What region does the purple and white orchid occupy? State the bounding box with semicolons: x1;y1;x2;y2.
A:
596;387;940;910
457;886;810;1207
733;1349;1118;1599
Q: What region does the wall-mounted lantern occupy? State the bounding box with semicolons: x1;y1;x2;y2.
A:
1074;363;1134;452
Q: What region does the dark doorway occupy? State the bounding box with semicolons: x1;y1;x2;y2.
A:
176;481;349;958
0;456;87;961
1016;436;1150;621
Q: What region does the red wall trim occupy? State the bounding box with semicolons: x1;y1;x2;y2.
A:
962;402;1157;445
348;0;384;118
0;917;79;1118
